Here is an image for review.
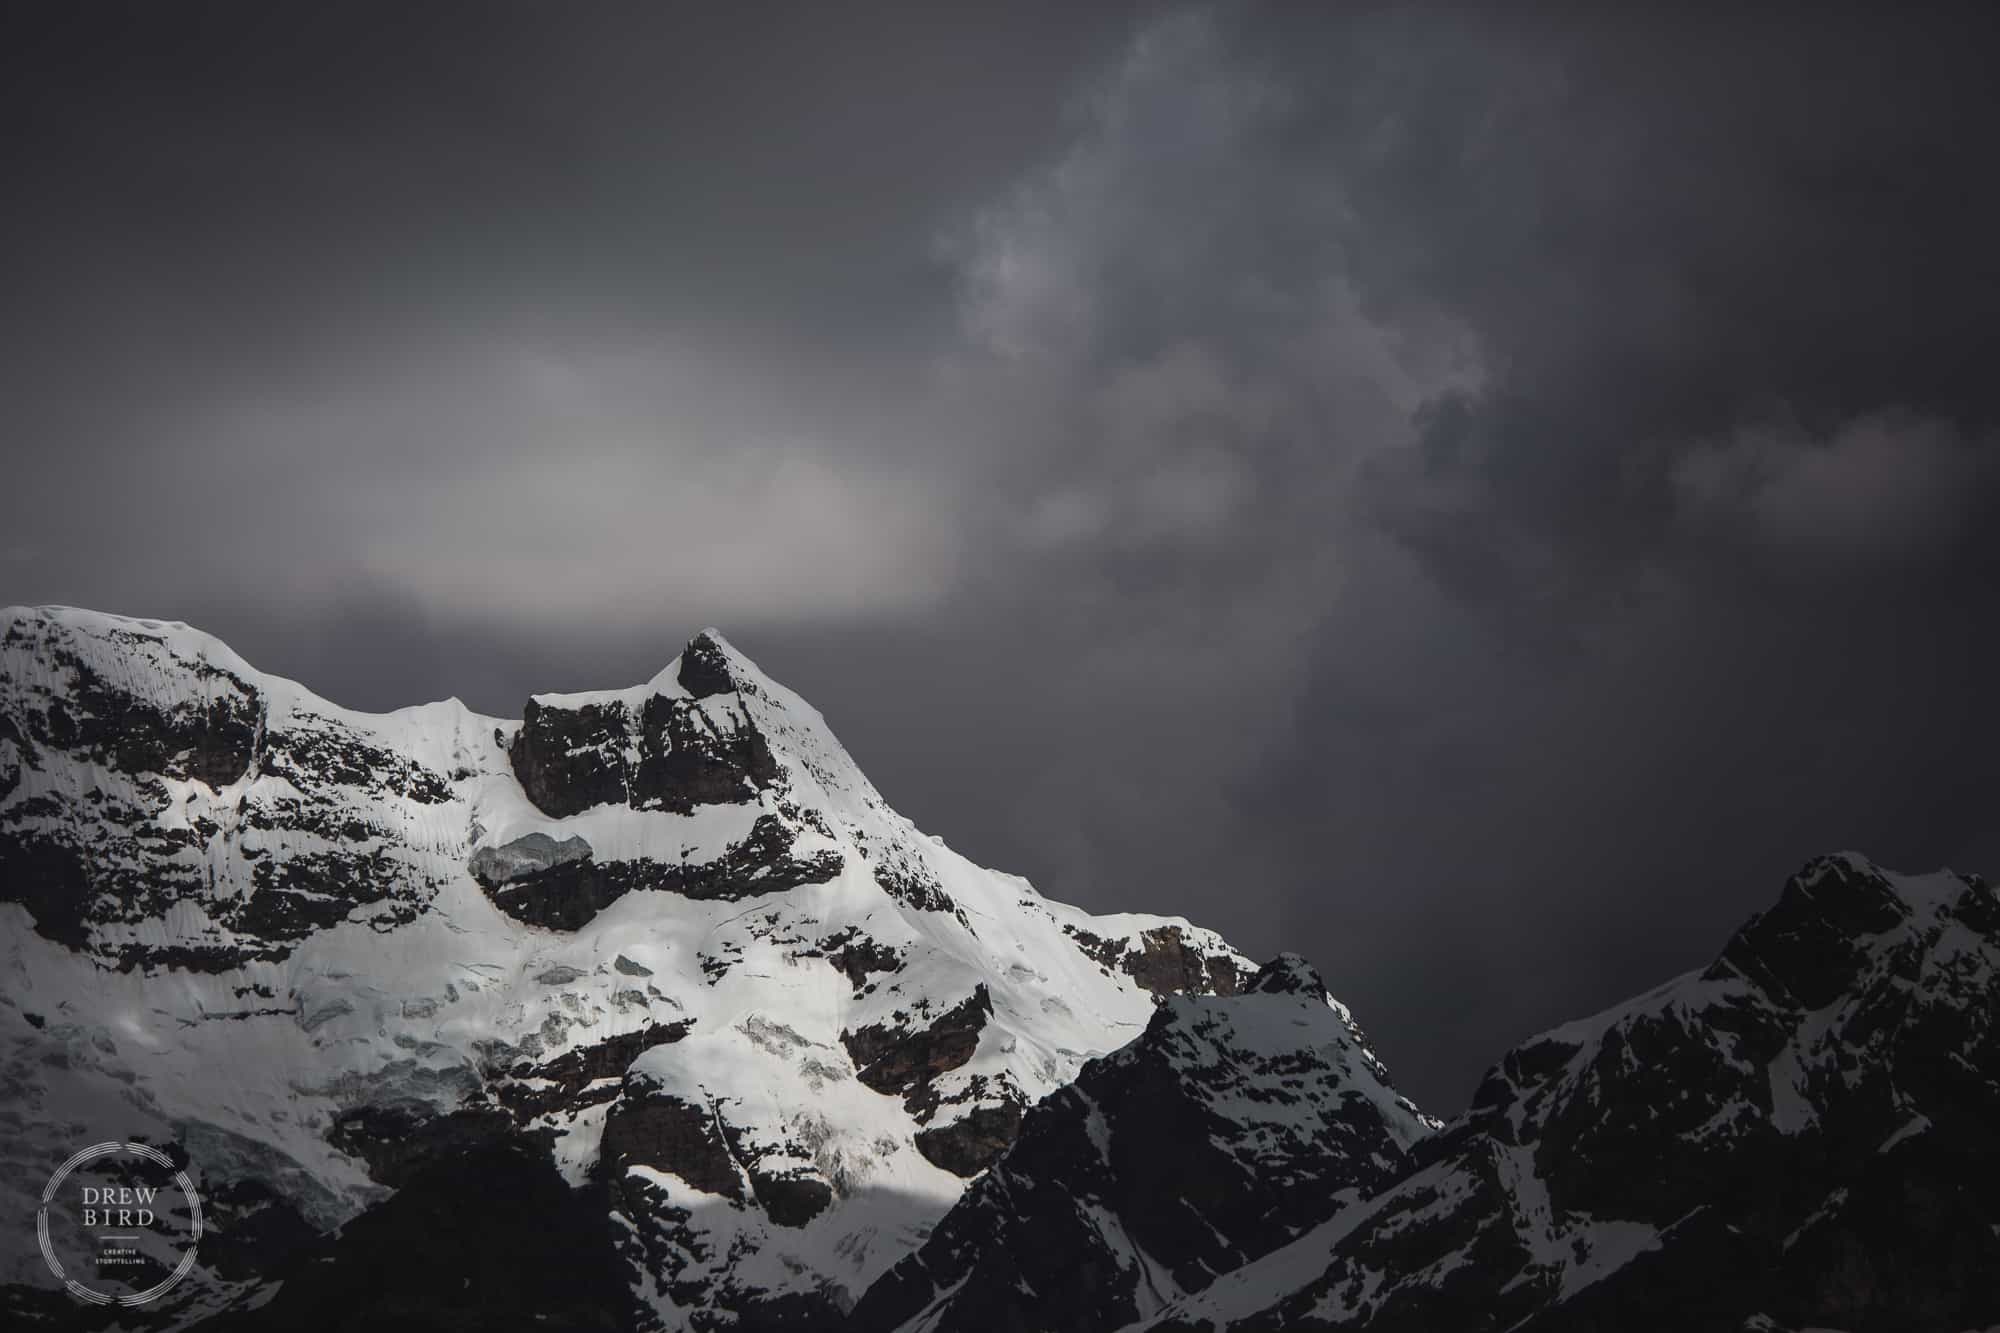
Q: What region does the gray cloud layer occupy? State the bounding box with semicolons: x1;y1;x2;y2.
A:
6;3;1997;1108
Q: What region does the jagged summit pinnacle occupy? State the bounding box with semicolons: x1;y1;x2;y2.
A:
1246;951;1329;997
4;602;760;735
677;627;743;699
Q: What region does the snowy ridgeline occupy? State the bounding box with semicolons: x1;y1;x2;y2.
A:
1130;853;2000;1333
5;605;2000;1333
0;604;1254;1328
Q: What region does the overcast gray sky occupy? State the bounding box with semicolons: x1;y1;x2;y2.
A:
6;2;1998;1110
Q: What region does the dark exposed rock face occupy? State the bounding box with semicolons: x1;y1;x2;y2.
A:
511;698;632;815
631;690;779;811
494;1020;694;1122
260;723;453;806
817;928;905;994
912;1100;1025;1178
487;642;851;934
207;1139;638;1333
676;631;738;700
1140;855;2000;1333
868;852;961;917
476;814;844;929
327;1102;519;1187
0;611;454;970
741;1163;834;1230
852;956;1434;1333
843;986;993;1098
839;987;1029;1178
601;1087;745;1201
18;631;263;789
595;1078;834;1328
594;1059;857;1333
509;688;778;820
1065;922;1246;997
595;1039;855;1327
1126;924;1247;996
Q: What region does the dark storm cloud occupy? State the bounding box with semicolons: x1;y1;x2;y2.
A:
1225;6;2000;1095
1323;8;2000;607
5;3;1998;1108
2;1;1148;628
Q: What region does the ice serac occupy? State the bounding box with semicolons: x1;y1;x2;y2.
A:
0;605;1254;1331
1141;853;2000;1333
851;954;1436;1333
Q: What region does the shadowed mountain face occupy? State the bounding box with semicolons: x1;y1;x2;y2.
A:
4;605;1995;1332
850;954;1438;1333
1132;854;2000;1333
205;1138;638;1333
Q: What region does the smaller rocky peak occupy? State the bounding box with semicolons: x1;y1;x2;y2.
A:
677;629;742;700
508;632;782;823
1791;852;1910;924
1719;853;1912;1009
1951;869;2000;935
851;958;1431;1333
1247;952;1330;999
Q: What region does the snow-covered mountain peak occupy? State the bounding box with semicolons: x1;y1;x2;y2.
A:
507;623;889;829
527;627;747;708
0;604;1264;1329
6;603;261;683
1701;850;1995;1019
